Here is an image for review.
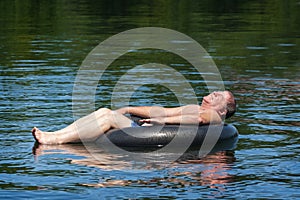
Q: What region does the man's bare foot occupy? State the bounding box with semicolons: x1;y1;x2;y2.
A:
32;127;61;144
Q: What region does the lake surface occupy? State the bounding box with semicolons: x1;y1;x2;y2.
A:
0;0;299;199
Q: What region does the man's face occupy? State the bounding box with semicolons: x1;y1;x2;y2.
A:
201;91;227;112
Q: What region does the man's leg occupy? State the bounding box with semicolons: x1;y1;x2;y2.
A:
32;108;133;144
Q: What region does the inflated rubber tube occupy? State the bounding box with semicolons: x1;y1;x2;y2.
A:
96;124;238;149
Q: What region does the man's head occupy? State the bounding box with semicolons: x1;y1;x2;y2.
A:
201;91;236;119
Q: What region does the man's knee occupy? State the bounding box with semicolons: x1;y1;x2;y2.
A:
96;108;112;115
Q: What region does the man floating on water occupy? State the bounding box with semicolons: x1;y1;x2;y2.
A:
32;91;236;144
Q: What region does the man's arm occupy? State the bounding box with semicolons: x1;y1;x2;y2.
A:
139;109;223;125
139;115;200;125
115;105;200;118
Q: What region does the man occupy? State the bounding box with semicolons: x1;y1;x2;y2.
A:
32;91;236;144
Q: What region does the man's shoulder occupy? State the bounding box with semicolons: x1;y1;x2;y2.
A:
199;109;222;124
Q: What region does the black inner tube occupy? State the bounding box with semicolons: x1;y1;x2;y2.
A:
96;124;238;150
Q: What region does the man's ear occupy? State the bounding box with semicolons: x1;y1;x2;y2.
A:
218;108;227;117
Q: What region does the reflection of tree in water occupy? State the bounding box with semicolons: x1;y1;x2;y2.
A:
33;143;236;191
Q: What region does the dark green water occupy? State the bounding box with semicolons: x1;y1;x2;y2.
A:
0;0;299;199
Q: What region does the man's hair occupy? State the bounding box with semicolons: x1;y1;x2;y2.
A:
225;92;237;119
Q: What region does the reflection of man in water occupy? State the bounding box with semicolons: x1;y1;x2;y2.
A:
34;144;235;189
32;91;236;144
